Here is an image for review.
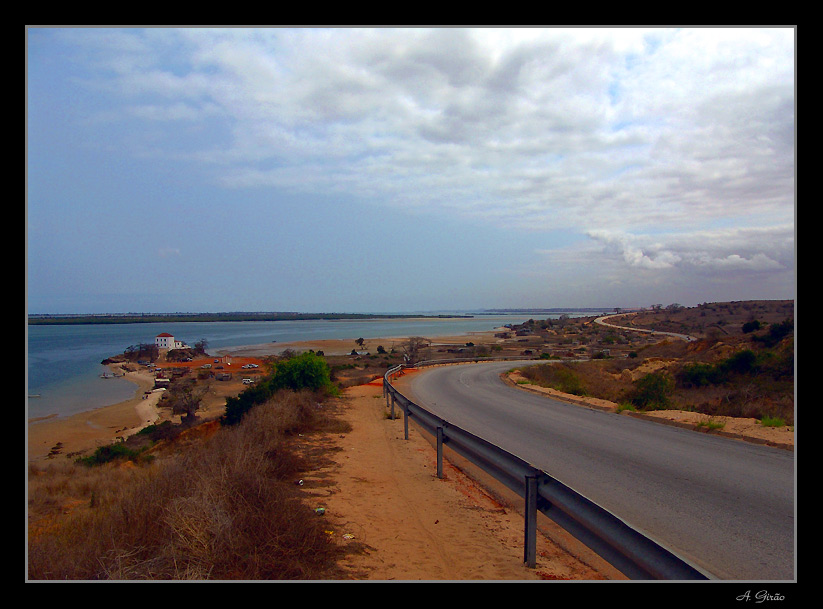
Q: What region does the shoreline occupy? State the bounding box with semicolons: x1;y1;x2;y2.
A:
27;365;164;462
27;327;507;463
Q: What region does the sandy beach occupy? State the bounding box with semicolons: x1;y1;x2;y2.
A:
27;366;165;462
27;326;509;464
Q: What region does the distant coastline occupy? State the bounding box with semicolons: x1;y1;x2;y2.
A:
27;309;620;326
27;312;476;326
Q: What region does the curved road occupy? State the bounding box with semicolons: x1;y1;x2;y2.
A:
405;361;795;580
594;313;698;342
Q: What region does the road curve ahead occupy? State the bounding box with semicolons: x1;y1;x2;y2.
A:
406;361;795;581
594;313;697;342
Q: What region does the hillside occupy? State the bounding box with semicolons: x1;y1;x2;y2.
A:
513;300;794;427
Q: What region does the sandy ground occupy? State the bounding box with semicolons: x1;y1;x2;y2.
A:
27;355;268;462
28;368;166;461
308;379;620;580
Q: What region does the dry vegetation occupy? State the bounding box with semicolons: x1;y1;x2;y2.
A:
28;390;353;580
517;300;794;425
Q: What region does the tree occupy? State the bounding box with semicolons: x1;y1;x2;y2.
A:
168;378;209;423
270;351;335;393
401;337;430;365
124;342;159;362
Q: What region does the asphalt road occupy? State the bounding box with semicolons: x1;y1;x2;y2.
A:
405;361;795;581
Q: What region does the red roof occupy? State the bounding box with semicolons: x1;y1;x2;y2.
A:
156;333;173;337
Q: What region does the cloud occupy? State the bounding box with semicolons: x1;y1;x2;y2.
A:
28;27;795;311
56;27;793;235
586;224;793;275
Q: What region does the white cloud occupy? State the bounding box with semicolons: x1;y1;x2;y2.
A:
586;224;793;275
61;27;793;238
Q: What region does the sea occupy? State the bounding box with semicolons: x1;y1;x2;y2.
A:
27;312;594;422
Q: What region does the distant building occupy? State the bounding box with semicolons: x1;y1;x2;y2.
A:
155;333;174;349
155;332;187;350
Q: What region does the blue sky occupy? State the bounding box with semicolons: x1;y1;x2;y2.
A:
26;27;795;314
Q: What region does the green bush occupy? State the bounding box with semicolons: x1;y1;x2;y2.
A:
628;372;674;410
77;442;143;466
678;349;761;389
753;318;793;348
222;352;336;426
679;362;720;388
270;351;335;393
720;349;758;375
742;320;763;333
760;415;786;428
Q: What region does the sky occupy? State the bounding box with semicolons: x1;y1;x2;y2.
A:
26;27;796;314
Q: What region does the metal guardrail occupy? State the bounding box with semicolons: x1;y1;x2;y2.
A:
383;362;709;580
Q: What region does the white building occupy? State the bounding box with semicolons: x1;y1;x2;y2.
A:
155;333;187;350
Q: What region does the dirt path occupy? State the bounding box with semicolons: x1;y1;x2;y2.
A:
304;381;621;580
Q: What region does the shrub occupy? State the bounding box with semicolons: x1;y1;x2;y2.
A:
760;416;786;428
679;362;720;388
720;349;758;375
222;352;336;426
741;320;763;333
753;318;793;348
520;363;588;396
678;349;761;389
30;391;348;580
270;351;335;393
627;372;674;410
76;442;144;467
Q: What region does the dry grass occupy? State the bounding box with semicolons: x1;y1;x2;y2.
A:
518;335;794;425
28;390;352;580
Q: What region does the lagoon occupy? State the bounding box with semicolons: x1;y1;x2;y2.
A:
27;312;590;421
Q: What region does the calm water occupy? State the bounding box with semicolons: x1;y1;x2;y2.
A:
27;313;589;421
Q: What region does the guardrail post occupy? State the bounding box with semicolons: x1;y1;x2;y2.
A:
382;359;708;579
524;474;538;568
436;427;445;479
390;392;396;420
